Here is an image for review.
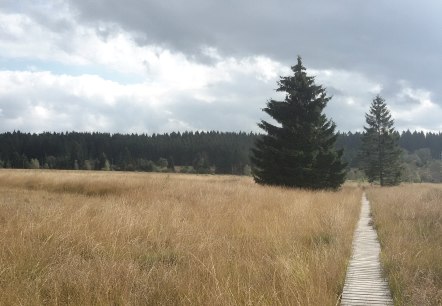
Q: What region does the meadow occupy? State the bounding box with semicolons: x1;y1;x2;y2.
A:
368;184;442;305
0;170;362;305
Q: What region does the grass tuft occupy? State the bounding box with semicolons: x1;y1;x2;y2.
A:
368;184;442;305
0;169;361;305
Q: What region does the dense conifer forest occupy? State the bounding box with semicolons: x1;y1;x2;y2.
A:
0;130;441;182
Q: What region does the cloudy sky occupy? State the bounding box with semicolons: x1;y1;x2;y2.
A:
0;0;441;134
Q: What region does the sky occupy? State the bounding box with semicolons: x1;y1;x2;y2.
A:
0;0;441;134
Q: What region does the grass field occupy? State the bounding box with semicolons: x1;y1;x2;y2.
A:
368;184;442;305
0;170;362;305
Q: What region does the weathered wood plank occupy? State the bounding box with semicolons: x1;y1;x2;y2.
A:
341;193;393;306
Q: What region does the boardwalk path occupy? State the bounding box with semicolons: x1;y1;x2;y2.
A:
341;193;393;305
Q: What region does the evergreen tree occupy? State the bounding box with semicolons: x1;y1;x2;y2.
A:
99;152;110;171
251;56;346;189
193;152;211;174
360;95;402;186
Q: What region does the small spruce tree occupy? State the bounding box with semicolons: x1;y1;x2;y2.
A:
360;95;402;186
251;56;346;189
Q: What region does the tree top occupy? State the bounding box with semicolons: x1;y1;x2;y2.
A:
292;56;306;73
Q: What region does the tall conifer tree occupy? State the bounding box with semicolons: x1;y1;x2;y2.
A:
360;95;402;186
251;57;346;189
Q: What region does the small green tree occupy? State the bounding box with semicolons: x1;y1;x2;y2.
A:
29;158;40;169
99;153;110;171
45;155;57;169
243;164;252;176
168;156;176;172
251;56;346;189
83;159;94;171
193;152;211;174
156;157;169;169
360;95;402;186
74;160;80;170
428;160;442;182
137;159;155;172
415;148;432;166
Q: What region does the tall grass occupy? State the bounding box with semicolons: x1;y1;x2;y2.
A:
0;170;361;305
368;184;442;305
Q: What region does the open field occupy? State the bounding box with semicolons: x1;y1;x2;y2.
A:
0;170;361;305
368;184;442;305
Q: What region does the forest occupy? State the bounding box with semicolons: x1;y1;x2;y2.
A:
0;130;441;182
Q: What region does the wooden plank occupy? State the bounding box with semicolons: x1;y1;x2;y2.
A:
340;193;393;305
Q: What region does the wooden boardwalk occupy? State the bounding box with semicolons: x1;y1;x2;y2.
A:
341;193;393;306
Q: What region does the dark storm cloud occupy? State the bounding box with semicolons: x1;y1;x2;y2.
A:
67;0;442;102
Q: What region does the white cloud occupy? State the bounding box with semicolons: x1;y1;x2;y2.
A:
200;46;222;61
391;84;442;131
306;69;383;131
0;4;291;133
312;69;382;100
0;1;440;133
0;60;281;133
0;8;285;87
0;1;296;133
0;10;147;75
0;71;151;132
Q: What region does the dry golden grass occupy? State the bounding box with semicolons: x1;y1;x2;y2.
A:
0;169;361;305
367;184;442;305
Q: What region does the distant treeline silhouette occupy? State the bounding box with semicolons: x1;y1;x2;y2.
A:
0;130;440;180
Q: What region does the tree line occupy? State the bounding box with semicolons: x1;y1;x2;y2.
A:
0;129;440;180
0;131;255;174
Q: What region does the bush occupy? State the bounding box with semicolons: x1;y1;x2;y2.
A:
29;158;40;169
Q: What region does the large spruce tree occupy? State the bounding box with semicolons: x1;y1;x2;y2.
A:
251;56;346;189
360;95;402;186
